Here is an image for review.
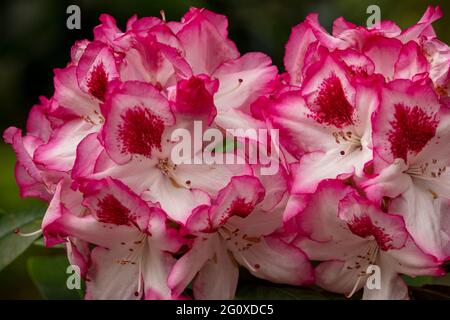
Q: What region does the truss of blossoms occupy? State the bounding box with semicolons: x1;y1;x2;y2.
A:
3;6;450;300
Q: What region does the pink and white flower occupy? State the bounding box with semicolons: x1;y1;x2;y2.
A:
257;52;381;193
3;6;449;301
73;80;250;224
362;79;450;260
294;180;443;300
43;177;182;299
168;174;313;299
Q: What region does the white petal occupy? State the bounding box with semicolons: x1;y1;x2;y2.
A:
86;246;141;300
193;237;239;300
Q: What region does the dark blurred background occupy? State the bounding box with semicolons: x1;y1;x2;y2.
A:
0;0;448;299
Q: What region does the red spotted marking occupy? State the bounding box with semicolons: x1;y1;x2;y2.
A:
347;215;393;251
347;65;369;78
311;73;354;128
228;198;255;218
87;63;108;101
118;106;165;158
388;103;438;161
97;194;131;225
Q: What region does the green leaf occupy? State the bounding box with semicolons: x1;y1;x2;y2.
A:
0;211;43;271
0;207;44;238
405;273;450;299
235;284;344;300
404;273;450;287
27;255;83;300
432;273;450;286
32;237;65;249
410;285;450;300
403;275;435;287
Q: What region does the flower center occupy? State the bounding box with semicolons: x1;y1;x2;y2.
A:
406;159;447;199
332;130;362;156
345;241;379;298
407;159;447;179
81;110;105;125
219;225;261;272
87;63;108;101
387;103;438;162
118;106;165;158
156;158;191;189
310;74;354;128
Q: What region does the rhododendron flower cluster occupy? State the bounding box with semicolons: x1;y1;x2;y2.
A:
3;6;450;300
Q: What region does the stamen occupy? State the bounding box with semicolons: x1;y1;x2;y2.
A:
124;233;147;261
346;271;365;299
215;79;243;99
14;228;42;237
157;158;191;189
160;10;166;22
136;255;143;298
117;232;147;298
346;242;379;298
218;226;232;240
240;253;258;273
333;131;362;156
340;142;359;157
428;189;438;199
220;223;261;255
368;242;379;265
407;160;448;187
